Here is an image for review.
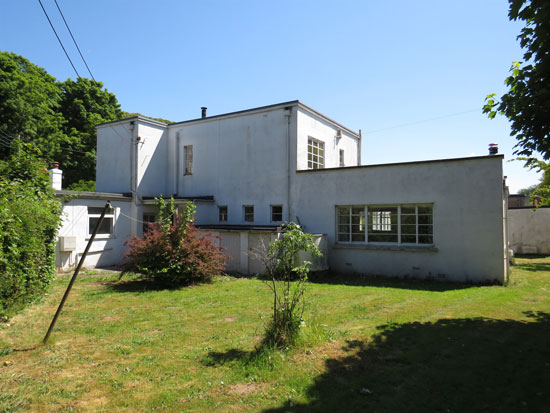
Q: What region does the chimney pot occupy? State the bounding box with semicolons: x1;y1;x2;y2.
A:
49;161;62;190
488;143;498;155
201;107;207;118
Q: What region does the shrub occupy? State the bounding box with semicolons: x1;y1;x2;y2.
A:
257;222;322;348
0;141;61;319
122;197;226;285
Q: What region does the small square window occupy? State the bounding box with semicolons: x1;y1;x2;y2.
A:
271;205;283;222
219;206;228;222
243;205;254;222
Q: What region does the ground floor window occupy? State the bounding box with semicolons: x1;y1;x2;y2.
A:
142;213;156;234
271;205;283;222
243;205;254;222
219;206;228;222
337;204;433;245
88;206;115;235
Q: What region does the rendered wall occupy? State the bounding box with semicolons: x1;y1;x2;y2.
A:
508;207;550;254
96;122;134;193
56;198;133;270
291;156;507;283
168;107;295;225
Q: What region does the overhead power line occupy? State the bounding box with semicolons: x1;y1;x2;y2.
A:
37;0;80;78
53;0;95;81
365;108;480;135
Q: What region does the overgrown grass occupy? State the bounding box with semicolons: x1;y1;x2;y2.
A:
1;257;549;411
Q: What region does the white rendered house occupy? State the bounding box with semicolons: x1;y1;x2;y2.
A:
55;100;509;283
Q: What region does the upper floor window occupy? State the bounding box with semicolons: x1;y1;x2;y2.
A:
339;149;345;167
219;206;228;222
308;137;324;169
88;206;115;235
243;205;254;222
184;145;193;175
271;205;283;222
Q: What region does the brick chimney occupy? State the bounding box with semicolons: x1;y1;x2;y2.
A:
49;161;62;190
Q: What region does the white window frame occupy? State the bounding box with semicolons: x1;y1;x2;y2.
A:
218;205;228;222
87;206;115;237
243;205;254;222
142;213;156;234
270;205;283;222
308;137;325;169
184;145;193;175
336;204;433;246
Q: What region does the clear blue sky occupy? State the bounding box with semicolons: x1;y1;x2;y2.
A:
1;0;541;192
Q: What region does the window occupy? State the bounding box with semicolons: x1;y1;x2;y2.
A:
142;213;156;234
184;145;193;175
88;206;115;235
337;205;433;245
243;205;254;222
271;205;283;222
308;137;324;169
219;206;228;222
339;149;345;167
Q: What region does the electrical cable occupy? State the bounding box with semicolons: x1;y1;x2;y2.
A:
37;0;80;78
53;0;95;81
365;108;480;134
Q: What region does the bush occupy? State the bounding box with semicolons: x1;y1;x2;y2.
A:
122;197;226;285
0;141;61;319
258;222;322;348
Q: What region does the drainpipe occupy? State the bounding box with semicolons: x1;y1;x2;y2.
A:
285;107;292;222
175;131;181;196
358;129;362;166
129;121;138;237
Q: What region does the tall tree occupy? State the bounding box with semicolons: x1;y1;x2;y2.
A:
483;0;550;161
0;51;123;187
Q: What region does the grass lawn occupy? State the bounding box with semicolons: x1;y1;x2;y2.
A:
1;257;550;412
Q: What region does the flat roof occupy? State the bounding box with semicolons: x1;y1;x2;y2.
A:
296;154;504;174
55;190;132;201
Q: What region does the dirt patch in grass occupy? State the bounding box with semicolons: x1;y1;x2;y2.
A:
224;317;237;322
228;382;263;395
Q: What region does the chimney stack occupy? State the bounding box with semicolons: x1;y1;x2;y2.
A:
49;161;62;190
488;143;498;155
201;107;207;118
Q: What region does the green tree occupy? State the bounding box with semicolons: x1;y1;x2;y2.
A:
517;158;550;205
483;0;550;161
0;51;65;159
0;51;123;187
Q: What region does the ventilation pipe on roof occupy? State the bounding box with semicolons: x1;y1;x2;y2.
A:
201;107;207;118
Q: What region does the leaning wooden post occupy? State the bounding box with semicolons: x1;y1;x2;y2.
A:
43;201;112;344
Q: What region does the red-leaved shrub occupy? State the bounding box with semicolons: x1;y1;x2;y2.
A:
122;199;226;285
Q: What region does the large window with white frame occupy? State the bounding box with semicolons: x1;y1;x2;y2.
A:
88;206;115;235
308;137;324;169
337;204;433;245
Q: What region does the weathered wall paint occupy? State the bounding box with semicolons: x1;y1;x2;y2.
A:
509;207;550;254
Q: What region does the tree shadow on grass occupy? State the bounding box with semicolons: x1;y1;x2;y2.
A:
101;278;206;293
265;311;550;412
513;262;550;273
308;272;481;292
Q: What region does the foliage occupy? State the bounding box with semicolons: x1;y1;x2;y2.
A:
122;197;225;285
516;157;550;205
0;51;123;187
0;140;61;319
122;112;172;124
257;222;323;348
66;179;96;192
483;0;550;161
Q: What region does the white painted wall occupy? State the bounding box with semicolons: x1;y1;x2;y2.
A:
291;156;507;283
136;123;168;197
96;122;134;194
508;207;550;254
56;197;133;270
168;106;294;225
296;107;359;170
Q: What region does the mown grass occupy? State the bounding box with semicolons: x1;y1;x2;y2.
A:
1;257;550;412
